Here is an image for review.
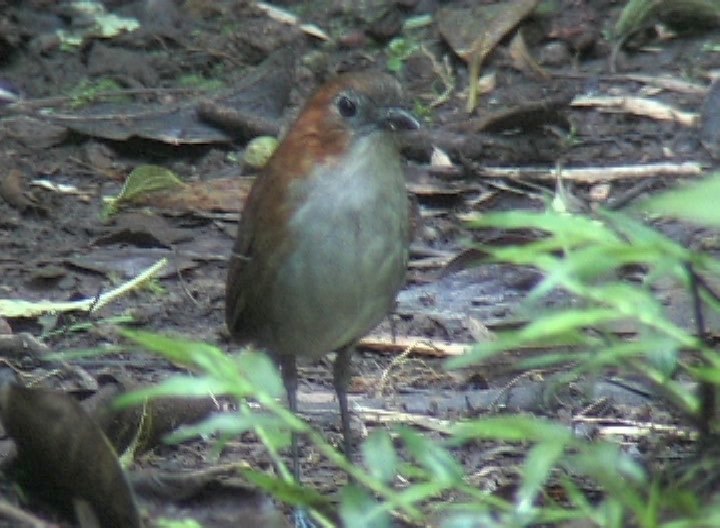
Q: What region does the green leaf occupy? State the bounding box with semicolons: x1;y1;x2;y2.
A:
567;443;646;501
120;330;286;399
613;0;659;40
340;485;391;528
516;441;566;515
559;476;596;518
403;14;433;30
568;444;649;524
447;329;595;369
105;165;184;216
601;210;690;261
386;57;403;73
397;428;463;485
468;211;621;246
641;172;720;227
688;364;720;383
362;430;398;483
517;309;621;340
235;350;284;400
115;376;229;407
393;480;452;508
121;329;224;368
644;335;679;378
613;0;720;41
579;338;671;370
156;518;203;528
440;511;495;528
166;412;288;444
451;416;571;444
244;136;279;169
117;165;185;203
240;468;330;510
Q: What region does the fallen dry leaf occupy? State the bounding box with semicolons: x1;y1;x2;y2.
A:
127;176;254;214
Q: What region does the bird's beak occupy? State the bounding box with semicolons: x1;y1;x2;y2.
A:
382;107;420;131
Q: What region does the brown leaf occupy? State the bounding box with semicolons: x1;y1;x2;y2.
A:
85;377;224;456
0;116;68;148
509;31;550;80
128;176;253;214
44;48;293;145
0;169;45;213
0;384;142;528
437;0;539;112
437;0;539;61
130;466;290;527
701;79;720;158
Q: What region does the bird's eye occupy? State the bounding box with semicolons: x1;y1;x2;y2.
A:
337;95;357;118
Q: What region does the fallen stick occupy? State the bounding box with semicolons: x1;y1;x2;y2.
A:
0;258;168;317
571;94;698;126
478;161;704;183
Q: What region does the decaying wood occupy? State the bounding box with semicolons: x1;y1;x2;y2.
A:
0;333;51;359
571;94;699;126
359;333;470;357
0;498;51;528
297;378;673;437
477;161;704;182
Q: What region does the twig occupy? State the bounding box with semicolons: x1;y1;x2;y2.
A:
420;45;455;108
479;162;703;183
0;258;168;317
1;87;208;113
174;249;202;308
376;342;416;396
359;333;469;357
549;71;707;95
0;498;52;528
490;370;542;410
571;94;698;126
687;263;713;437
573;415;696;440
358;407;454;435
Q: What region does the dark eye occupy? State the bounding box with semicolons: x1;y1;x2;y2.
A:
337;95;357;118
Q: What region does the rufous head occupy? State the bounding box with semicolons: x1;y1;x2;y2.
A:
300;72;420;135
266;71;419;179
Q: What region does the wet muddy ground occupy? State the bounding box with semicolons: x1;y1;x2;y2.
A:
1;0;720;526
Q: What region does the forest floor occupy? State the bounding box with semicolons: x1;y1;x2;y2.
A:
1;0;719;526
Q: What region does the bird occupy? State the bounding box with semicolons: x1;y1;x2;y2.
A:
225;71;418;482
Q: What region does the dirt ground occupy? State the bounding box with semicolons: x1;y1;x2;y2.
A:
1;0;719;526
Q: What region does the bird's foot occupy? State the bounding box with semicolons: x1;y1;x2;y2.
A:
293;508;317;528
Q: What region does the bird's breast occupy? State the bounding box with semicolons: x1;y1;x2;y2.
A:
269;134;409;357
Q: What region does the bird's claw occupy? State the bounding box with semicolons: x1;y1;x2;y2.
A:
293;508;317;528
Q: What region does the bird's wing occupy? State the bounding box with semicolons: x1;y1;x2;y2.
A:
224;169;294;340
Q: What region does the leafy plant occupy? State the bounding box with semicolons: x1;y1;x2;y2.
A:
114;173;720;526
386;37;420;73
103;165;185;219
118;331;450;527
67;77;128;108
452;208;707;416
176;73;225;91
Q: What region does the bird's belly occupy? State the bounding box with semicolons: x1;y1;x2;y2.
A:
269;190;407;358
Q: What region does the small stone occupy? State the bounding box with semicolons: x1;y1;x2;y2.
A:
538;41;571;67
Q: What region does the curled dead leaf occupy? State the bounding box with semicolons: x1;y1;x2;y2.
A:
0;384;142;527
0;169;46;214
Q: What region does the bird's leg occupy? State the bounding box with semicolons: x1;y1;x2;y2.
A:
333;346;353;461
279;354;317;528
388;313;398;344
279;354;301;482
